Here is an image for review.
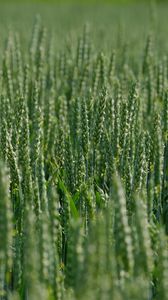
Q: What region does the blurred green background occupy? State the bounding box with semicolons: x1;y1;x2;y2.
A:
0;0;167;60
0;0;167;3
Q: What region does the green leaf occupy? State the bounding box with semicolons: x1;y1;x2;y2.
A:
58;179;79;220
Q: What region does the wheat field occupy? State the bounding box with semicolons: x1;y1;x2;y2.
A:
0;2;168;300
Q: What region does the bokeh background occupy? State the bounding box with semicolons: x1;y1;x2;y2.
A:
0;0;167;61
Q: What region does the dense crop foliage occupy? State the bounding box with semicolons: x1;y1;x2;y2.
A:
0;4;168;299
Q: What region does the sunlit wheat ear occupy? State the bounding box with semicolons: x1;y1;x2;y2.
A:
15;33;24;95
142;33;154;76
0;162;13;298
108;50;116;85
18;98;33;207
162;140;168;233
156;61;164;100
64;137;74;192
112;174;134;274
0;98;8;161
163;91;168;142
133;132;147;192
134;194;153;275
81;97;89;159
93;87;107;148
156;228;168;300
23;206;47;300
3;32;14;103
30;15;42;67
